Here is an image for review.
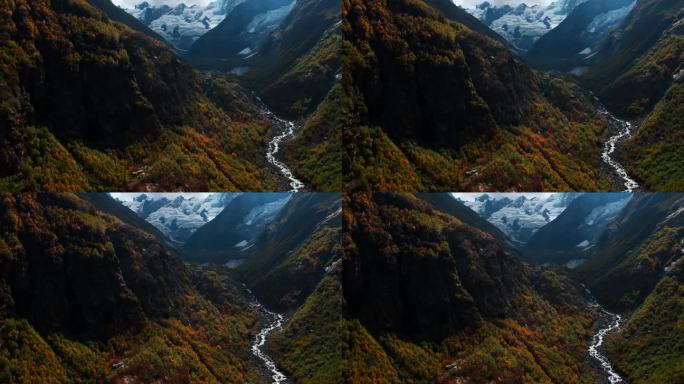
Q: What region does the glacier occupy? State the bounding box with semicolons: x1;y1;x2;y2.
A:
114;0;248;50
115;193;239;243
454;193;580;242
453;0;589;50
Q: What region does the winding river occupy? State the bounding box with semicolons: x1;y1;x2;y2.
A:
587;291;624;383
596;102;640;192
251;303;288;384
263;109;306;192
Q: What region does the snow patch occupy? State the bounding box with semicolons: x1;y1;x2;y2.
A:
576;240;590;248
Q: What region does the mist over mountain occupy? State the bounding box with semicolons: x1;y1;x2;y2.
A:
115;0;341;119
112;191;343;311
454;193;633;266
417;193;518;253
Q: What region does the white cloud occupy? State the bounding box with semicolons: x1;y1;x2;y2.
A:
111;0;212;8
452;0;553;8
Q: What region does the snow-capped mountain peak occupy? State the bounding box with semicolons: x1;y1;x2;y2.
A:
115;0;249;50
454;193;581;242
454;0;589;50
114;193;239;243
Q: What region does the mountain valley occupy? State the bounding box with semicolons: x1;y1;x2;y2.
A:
0;191;681;383
0;0;342;192
342;192;684;383
0;192;343;383
344;0;683;191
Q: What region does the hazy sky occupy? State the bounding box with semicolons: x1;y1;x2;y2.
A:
111;0;212;8
110;193;216;202
452;0;553;7
452;193;556;203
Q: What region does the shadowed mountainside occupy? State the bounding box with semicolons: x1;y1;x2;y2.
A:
341;192;596;382
0;193;261;382
0;0;278;191
343;0;611;191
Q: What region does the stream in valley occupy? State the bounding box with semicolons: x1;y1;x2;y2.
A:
596;101;640;192
260;103;306;192
251;300;288;384
586;289;625;383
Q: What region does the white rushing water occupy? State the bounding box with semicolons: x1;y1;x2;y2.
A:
597;103;640;192
264;111;305;192
252;306;288;384
587;290;624;383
